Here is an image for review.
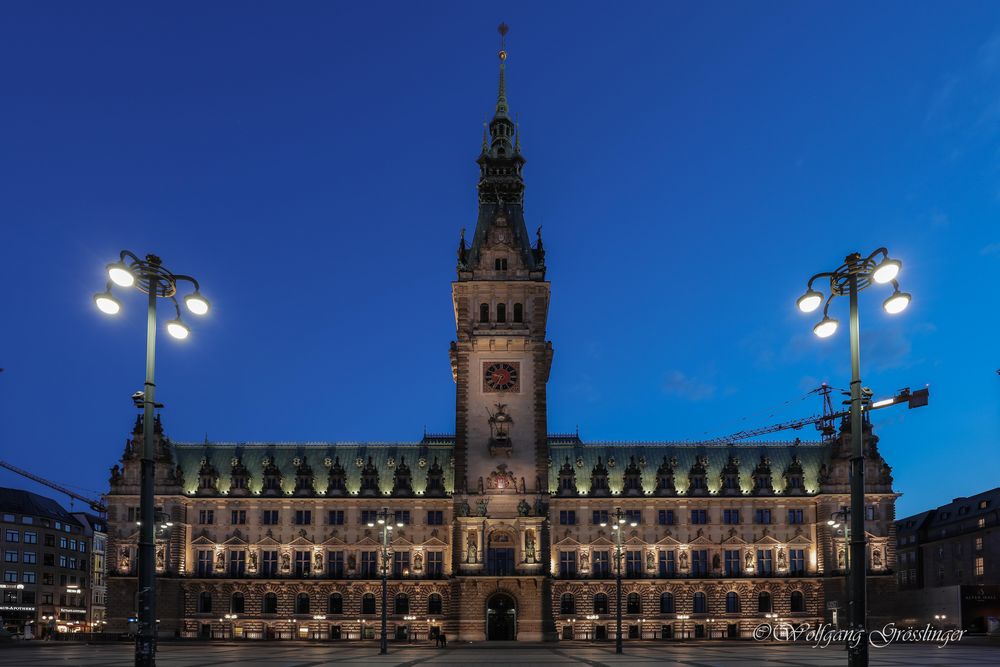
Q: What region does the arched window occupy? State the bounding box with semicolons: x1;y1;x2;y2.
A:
496;303;506;323
594;593;609;614
659;592;674;613
230;592;244;614
362;593;376;615
480;303;489;323
328;593;343;614
693;592;707;614
627;592;641;614
513;303;523;323
295;593;310;615
726;591;741;613
198;591;212;613
758;592;772;613
262;592;278;614
394;593;409;615
560;593;575;614
790;590;805;613
428;593;442;614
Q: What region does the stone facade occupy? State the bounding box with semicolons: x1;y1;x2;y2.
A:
104;39;900;643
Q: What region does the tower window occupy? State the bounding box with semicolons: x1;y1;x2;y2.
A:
513;303;523;323
496;303;506;323
495;258;508;271
480;303;489;323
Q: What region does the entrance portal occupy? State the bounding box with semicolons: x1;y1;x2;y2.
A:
486;593;517;640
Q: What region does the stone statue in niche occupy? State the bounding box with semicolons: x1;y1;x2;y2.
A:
215;550;225;571
249;550;258;572
872;548;882;568
777;549;786;569
712;553;721;571
281;552;291;571
467;531;478;563
524;529;536;563
517;499;531;516
314;551;323;572
838;549;846;569
458;499;470;517
119;546;131;572
476;497;490;517
109;464;122;486
413;552;423;571
745;551;754;571
348;553;357;571
579;549;589;570
646;550;655;570
155;544;165;570
679;551;689;570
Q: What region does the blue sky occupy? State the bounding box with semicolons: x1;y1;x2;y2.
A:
0;2;997;518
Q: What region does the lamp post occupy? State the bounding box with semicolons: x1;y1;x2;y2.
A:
94;251;209;667
368;507;402;654
601;508;636;654
797;248;910;667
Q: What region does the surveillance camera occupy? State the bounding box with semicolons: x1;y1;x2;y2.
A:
861;387;873;397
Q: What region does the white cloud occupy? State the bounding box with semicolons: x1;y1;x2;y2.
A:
662;370;716;401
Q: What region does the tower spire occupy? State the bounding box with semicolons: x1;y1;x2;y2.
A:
496;22;509;117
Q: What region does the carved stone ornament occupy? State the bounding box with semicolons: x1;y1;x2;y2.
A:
487;463;517;490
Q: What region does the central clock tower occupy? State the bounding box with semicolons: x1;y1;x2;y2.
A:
450;41;552;495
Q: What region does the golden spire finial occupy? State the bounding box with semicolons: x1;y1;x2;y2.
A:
498;22;509;61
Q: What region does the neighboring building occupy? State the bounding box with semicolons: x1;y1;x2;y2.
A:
73;512;108;631
888;488;1000;632
0;487;92;637
104;38;900;643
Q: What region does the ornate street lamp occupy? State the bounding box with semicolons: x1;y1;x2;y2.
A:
94;251;208;667
601;508;636;654
797;248;910;667
368;507;402;654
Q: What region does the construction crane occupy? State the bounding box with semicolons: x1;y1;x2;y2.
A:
0;459;107;515
705;383;929;445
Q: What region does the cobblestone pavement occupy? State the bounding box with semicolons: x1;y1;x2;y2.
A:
0;641;997;667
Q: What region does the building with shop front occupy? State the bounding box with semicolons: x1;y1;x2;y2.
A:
0;488;93;637
104;37;901;643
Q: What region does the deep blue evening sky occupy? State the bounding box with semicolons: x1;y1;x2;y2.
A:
1;2;997;518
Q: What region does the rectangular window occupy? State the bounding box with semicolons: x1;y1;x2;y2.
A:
625;509;642;525
393;551;410;577
60;537;68;549
261;550;278;577
559;551;577;577
328;510;345;525
361;510;378;525
691;549;708;576
593;510;609;525
4;551;17;563
724;549;741;576
196;550;213;577
294;510;312;526
327;550;345;578
559;510;576;525
754;509;772;524
691;509;708;525
789;549;805;575
2;571;15;583
658;510;674;526
69;539;77;551
294;550;311;576
1;514;13;523
198;510;214;525
23;532;36;545
426;510;444;526
228;550;246;577
976;537;984;551
44;534;54;547
723;509;740;524
22;552;36;564
757;549;774;575
4;530;18;542
975;557;984;577
788;509;804;524
79;542;86;553
22;571;36;584
261;510;279;525
394;510;411;526
230;510;246;525
593;550;611;577
658;550;675;577
865;505;876;521
360;551;378;577
426;551;444;576
626;550;642;577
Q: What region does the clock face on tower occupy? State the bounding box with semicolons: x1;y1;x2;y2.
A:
483;361;520;393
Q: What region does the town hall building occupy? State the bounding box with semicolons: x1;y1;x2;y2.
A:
105;36;900;643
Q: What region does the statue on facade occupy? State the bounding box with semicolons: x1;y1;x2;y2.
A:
872;548;882;568
476;497;490;517
524;529;536;563
745;551;754;572
679;551;689;570
119;546;130;572
579;549;588;570
712;553;721;571
838;549;846;569
457;498;470;517
281;552;291;571
215;550;225;571
646;550;655;570
314;551;323;572
466;531;478;563
156;544;165;570
517;499;531;516
109;464;123;486
249;550;258;572
413;552;423;571
777;549;786;569
348;553;357;571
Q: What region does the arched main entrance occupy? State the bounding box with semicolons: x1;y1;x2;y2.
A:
486;593;517;640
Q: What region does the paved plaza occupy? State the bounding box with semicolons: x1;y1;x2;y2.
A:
0;641;998;667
